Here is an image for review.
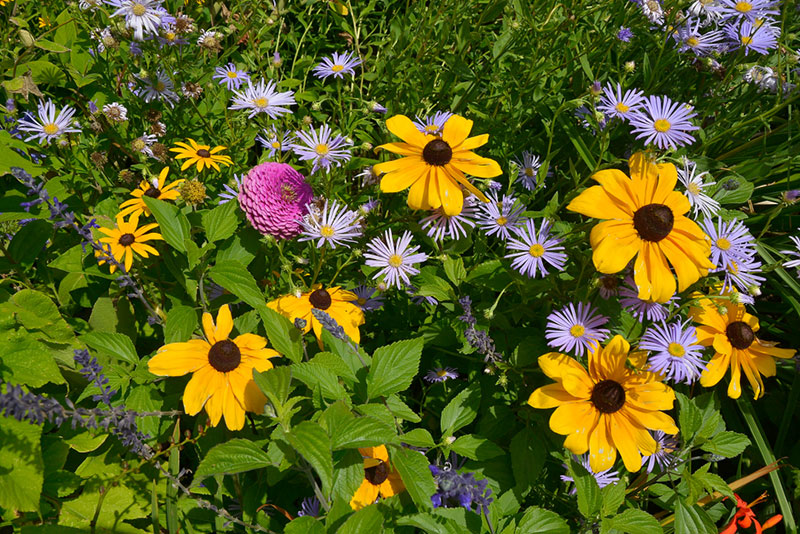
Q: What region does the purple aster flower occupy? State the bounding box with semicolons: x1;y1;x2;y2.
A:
218;174;243;205
513;151;548;190
255;127;293;158
677;158;719;220
406;284;438;306
689;0;724;21
781;233;800;274
133;69;179;107
298;199;362;249
156;26;187;48
617;26;634;41
505;219;567;278
129;41;142;56
370;102;387;113
575;105;607;132
545;302;610;357
424;367;458;383
364;229;428;289
297;496;320;517
229;79;296;119
413;111;453;136
487;180;503;191
674;18;724;56
628;95;699;149
430;457;493;514
724;20;778;55
213;62;250;90
722;255;765;296
561;454;620;494
419;195;478;241
598;82;645;122
359;197;379;216
641;431;679;473
639;320;707;384
131;132;158;158
107;0;165;41
88;100;98;114
312;51;362;80
350;285;384;311
711;0;780;22
17;99;81;145
290;124;353;174
639;0;665;24
782;190;800;204
598;274;621;299
476;191;525;240
620;276;674;322
700;217;756;270
744;66;779;92
272;51;282;67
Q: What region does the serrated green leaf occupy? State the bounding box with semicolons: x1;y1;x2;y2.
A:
510;427;546;494
0;416;43;512
286;421;334;497
336;503;384;534
385;394;421;422
392;446;436;511
367;338;424;400
80;331;138;365
443;256;467;286
601;482;626;517
292;361;348;400
440;383;481;436
253;366;292;409
192;439;271;485
700;431;750;458
401;428;436;448
8;219;51;268
202;201;239;243
450;434;504;461
606;509;662;534
674;501;717;534
516;506;570;534
331;416;396;450
676;392;702;442
35;39;70;53
570;458;601;518
143;197;191;253
260;305;304;364
164;305;197;343
285;516;325;534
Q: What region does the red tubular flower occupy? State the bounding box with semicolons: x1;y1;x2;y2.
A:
720;493;782;534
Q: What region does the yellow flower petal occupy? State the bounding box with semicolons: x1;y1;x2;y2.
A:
385;115;428;148
148;340;210;376
441;115;473;148
350;478;380;511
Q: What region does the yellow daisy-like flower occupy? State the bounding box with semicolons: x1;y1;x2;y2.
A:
689;294;795;399
97;213;164;273
528;335;678;473
350;445;405;511
118;167;185;218
373;114;502;216
268;285;365;348
169;138;233;172
567;153;714;303
147;305;282;431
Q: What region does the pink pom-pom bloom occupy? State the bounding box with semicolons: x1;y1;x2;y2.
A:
239;162;313;239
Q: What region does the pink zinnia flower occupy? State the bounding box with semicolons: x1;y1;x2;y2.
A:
239;162;313;239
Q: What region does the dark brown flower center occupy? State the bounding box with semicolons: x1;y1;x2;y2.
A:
590;379;626;414
118;233;135;246
364;461;389;485
196;148;211;158
632;204;674;242
600;276;619;290
309;288;332;310
208;339;241;372
726;321;755;350
422;139;452;166
144;187;162;198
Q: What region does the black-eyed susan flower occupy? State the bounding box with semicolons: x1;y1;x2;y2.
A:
528;335;678;473
268;285;364;347
374;114;501;216
689;294;795;399
147;305;282;431
118;167;184;218
350;446;405;510
567;153;714;303
97;213;163;273
169;138;233;172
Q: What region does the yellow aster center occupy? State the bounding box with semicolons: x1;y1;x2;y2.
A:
654;119;671;132
496;216;508;226
132;139;146;150
524;167;534;177
271;141;281;149
424;125;439;133
166;32;176;40
686;36;700;47
569;325;585;337
716;237;731;250
332;64;344;72
615;102;630;113
254;97;269;107
42;123;59;135
227;71;238;78
388;254;403;267
315;143;330;155
687;182;701;195
357;297;367;305
320;225;335;237
729;260;740;275
132;2;146;15
735;1;752;12
437;369;448;377
741;35;753;45
529;244;545;257
156;81;166;91
668;342;686;357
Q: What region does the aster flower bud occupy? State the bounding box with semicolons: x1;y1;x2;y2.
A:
444;436;456;445
180;180;206;206
311;101;322;111
360;142;373;151
19;29;35;48
302;115;313;125
589;81;603;97
748;285;762;297
90;151;108;167
624;61;636;73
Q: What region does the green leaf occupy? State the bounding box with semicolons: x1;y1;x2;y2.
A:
8;219;51;268
164;305;197;343
336;504;384;534
202;201;239;243
601;482;626;517
516;506;570;534
401;428;436;448
676;392;702;442
285;516;325;534
286;421;334;497
700;431;750;458
0;331;64;387
385;394;421;422
366;338;424;400
192;439;272;485
0;415;43;512
35;39;70;53
392;446;436;511
684;463;734;503
440;383;481;436
259;305;304;364
80;331;138;365
570;458;601;518
443;256;467;286
253;366;292;408
142;197;191;253
331;416;396;450
450;435;504;461
510;427;546;494
605;509;662;534
208;260;264;308
292;361;348;400
10;289;74;342
674;501;717;534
